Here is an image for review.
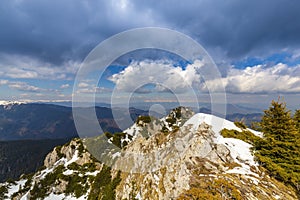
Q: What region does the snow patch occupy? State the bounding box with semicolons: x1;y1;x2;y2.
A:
120;134;131;146
20;191;30;200
37;167;54;179
112;152;121;159
217;137;256;166
135;192;142;200
64;150;79;167
124;123;143;142
63;169;74;176
124;123;142;137
6;179;27;197
153;174;160;182
85;171;99;176
274;194;281;199
44;193;87;200
247;128;263;137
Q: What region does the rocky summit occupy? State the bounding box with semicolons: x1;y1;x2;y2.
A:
0;107;298;199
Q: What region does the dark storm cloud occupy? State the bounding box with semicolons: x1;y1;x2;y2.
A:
0;0;155;65
1;0;300;65
133;0;300;59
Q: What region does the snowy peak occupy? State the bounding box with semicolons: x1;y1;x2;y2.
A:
0;100;26;110
0;100;26;105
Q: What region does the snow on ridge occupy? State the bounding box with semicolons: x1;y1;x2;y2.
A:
113;111;261;176
64;150;79;167
184;113;261;175
183;113;262;138
218;137;257;166
124;123;142;137
183;113;242;135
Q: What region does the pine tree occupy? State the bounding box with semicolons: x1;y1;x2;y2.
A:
258;98;300;193
260;99;297;141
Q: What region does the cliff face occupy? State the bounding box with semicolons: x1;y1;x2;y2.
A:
0;108;298;200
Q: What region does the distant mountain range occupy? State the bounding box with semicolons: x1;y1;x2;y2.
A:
0;103;262;141
0;103;149;140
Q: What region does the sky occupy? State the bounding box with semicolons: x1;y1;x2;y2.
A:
1;0;300;108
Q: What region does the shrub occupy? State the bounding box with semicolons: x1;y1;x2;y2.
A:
234;121;247;129
166;117;176;125
67;162;80;171
88;165;121;200
0;186;8;199
104;132;132;149
64;173;89;198
178;178;242;199
220;128;261;146
55;145;65;159
137;116;151;124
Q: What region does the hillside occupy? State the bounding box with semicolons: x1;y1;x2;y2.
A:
0;139;70;182
0;107;298;199
0;103;148;183
0;103;148;140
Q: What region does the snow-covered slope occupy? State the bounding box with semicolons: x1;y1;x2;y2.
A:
184;112;262;137
183;113;261;174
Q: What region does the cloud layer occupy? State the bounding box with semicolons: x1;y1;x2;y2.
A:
0;0;156;65
224;64;300;93
0;79;55;93
0;54;79;80
1;0;300;64
1;0;300;103
109;60;300;94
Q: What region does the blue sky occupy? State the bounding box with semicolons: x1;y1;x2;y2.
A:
1;0;300;107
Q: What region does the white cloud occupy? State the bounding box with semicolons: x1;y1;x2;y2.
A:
109;60;203;94
8;82;45;93
204;63;300;93
60;84;70;89
78;82;90;88
5;68;38;78
0;79;8;85
0;79;57;94
75;86;112;94
109;60;300;95
0;54;80;80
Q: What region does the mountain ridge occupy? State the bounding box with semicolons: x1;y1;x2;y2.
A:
1;107;298;199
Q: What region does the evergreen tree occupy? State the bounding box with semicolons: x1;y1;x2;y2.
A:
260;99;297;141
258;98;300;193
